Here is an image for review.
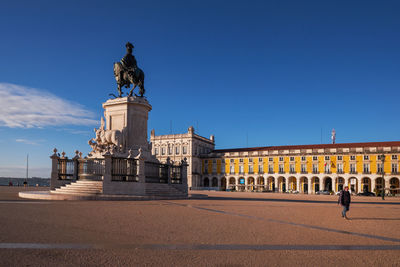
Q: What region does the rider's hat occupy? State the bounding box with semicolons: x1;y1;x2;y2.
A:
125;42;134;49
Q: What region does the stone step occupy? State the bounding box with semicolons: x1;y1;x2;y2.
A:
55;188;101;193
51;190;101;196
51;180;103;196
64;184;102;189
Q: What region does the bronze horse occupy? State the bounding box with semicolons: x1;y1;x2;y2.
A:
113;62;145;97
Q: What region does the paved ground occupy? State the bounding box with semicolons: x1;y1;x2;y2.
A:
1;187;400;266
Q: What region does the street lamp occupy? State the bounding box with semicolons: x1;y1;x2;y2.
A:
381;154;385;200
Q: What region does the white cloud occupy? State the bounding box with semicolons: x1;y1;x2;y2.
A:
15;139;45;145
0;83;98;128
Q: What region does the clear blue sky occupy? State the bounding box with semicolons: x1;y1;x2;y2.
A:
0;0;399;177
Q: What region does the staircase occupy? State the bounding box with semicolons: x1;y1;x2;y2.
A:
145;183;187;197
51;180;102;196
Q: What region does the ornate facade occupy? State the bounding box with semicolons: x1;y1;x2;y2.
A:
201;142;400;195
151;129;400;195
150;126;215;188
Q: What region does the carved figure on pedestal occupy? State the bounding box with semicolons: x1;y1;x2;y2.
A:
113;42;145;98
88;117;127;155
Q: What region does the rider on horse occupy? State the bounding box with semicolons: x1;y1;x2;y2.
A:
120;42;138;82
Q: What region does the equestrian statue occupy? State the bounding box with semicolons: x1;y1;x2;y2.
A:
113;42;145;98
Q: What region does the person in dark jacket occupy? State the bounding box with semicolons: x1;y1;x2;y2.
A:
338;186;351;219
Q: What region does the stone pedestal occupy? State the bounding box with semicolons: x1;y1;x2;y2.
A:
103;96;151;149
89;96;154;160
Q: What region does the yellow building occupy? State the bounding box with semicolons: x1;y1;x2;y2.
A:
200;141;400;195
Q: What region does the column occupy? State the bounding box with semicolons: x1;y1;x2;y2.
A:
307;178;311;194
371;178;376;193
274;177;278;192
332;178;337;193
357;178;362;194
296;178;300;193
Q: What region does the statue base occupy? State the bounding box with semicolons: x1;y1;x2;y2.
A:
88;96;155;161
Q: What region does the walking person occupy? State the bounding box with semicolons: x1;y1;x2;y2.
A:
338;186;351;219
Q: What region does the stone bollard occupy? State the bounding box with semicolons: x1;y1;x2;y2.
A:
181;157;189;194
135;149;146;183
50;148;60;190
102;152;112;194
166;157;172;184
73;150;80;180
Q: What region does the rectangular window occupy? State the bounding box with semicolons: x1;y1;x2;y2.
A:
212;163;217;173
364;155;369;160
205;160;208;164
239;158;243;163
239;165;244;174
301;164;307;173
324;163;330;173
168;146;172;155
220;163;225;173
279;157;284;162
337;163;343;173
259;158;263;162
313;156;318;161
350;155;356;161
350;163;356;173
337;156;343;161
161;147;166;155
230;165;234;174
258;165;263;173
230;159;234;163
268;165;274;173
249;158;253;162
392;164;398;173
183;146;187;154
363;163;370;173
377;163;383;173
248;165;254;174
154;148;159;155
279;164;284;173
290;157;295;162
289;164;295;173
325;156;330;161
269;157;273;162
175;147;180;154
312;164;318;173
301;156;306;161
392;155;398;160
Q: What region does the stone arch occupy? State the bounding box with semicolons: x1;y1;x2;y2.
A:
267;176;275;191
311;177;320;194
257;176;265;192
221;177;227;190
288;176;297;191
238;177;246;192
278;176;286;192
361;177;371;192
389;177;399;195
229;177;236;190
348;177;358;194
212;177;218;187
336;177;345;192
248;177;255;191
375;177;385;196
323;176;332;191
203;177;209;187
300;176;308;193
